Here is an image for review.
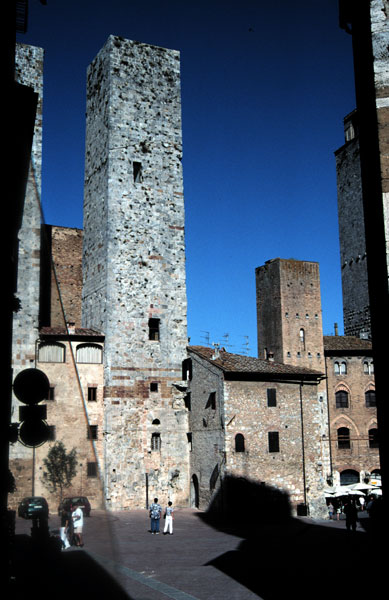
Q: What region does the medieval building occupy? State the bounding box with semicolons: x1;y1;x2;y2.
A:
10;28;380;519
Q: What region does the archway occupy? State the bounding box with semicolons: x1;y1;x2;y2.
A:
190;474;199;508
340;469;359;485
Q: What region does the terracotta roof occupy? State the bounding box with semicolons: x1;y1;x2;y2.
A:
40;326;104;338
323;335;372;352
188;346;323;379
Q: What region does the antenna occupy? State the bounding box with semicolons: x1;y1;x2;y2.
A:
240;336;251;356
200;331;211;346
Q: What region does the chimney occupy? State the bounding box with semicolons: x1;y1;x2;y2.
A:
334;323;338;336
67;321;76;335
211;343;220;360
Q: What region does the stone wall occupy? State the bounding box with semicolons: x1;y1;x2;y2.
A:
11;44;44;468
82;36;189;509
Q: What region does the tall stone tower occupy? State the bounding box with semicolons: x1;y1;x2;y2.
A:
335;111;371;338
256;258;325;374
82;36;189;509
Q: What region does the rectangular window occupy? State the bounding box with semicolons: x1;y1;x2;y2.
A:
87;425;98;440
150;382;158;392
187;432;192;451
133;161;142;183
267;388;277;407
184;392;191;411
268;431;280;453
149;318;160;341
48;425;56;441
88;386;97;402
87;462;97;477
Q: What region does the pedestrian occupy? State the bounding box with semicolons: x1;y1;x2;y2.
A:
328;502;334;520
149;497;162;534
60;507;71;549
336;504;341;520
163;501;174;535
72;503;84;546
343;499;358;532
359;495;365;511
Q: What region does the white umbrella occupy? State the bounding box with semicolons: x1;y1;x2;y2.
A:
350;482;374;491
347;489;364;496
370;488;382;496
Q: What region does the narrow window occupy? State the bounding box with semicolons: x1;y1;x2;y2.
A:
151;432;161;451
187;432;192;451
368;428;379;448
268;431;279;453
235;433;245;452
365;390;376;407
87;425;98;440
149;318;160;341
335;390;349;408
88;386;97;402
299;328;305;350
48;425;56;441
334;362;340;375
87;462;97;477
184;392;191;411
337;427;350;449
182;358;192;381
150;382;158;392
340;361;347;375
205;392;216;409
133;161;142;183
267;388;277;407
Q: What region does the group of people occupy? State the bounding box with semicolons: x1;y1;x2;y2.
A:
149;498;174;535
59;503;84;549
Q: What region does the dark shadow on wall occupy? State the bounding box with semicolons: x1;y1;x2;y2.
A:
198;475;384;600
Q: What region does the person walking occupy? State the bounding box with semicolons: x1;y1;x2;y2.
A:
163;501;174;535
343;499;358;532
149;498;162;535
72;503;84;546
328;502;334;520
60;507;71;549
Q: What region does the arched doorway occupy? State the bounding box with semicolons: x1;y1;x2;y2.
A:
190;474;199;508
340;469;359;486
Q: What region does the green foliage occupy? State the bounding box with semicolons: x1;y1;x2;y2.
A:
41;441;77;502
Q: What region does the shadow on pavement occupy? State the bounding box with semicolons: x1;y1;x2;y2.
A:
198;475;384;600
10;530;132;599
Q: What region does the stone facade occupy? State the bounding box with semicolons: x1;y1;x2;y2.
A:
11;44;45;467
335;112;371;338
82;36;189;509
187;346;329;518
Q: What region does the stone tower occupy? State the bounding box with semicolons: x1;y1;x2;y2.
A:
256;258;325;374
82;36;189;509
335;111;371;338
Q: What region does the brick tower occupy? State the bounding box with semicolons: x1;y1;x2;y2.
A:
82;36;189;509
256;258;325;374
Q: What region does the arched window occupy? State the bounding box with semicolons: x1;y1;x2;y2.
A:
151;432;161;451
38;342;65;363
299;328;305;349
334;361;340;375
365;390;376;407
235;433;245;452
335;390;349;408
152;419;160;425
363;360;374;374
340;361;347;374
76;344;102;364
368;428;379;448
337;427;351;449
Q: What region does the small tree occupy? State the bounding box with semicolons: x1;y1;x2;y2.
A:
41;441;77;503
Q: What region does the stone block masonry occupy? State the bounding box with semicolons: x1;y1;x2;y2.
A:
82;36;189;509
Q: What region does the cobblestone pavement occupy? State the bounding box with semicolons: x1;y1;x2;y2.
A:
13;508;381;600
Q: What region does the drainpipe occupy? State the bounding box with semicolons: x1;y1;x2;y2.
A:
299;381;308;510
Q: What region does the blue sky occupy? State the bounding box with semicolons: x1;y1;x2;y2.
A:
17;0;356;355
